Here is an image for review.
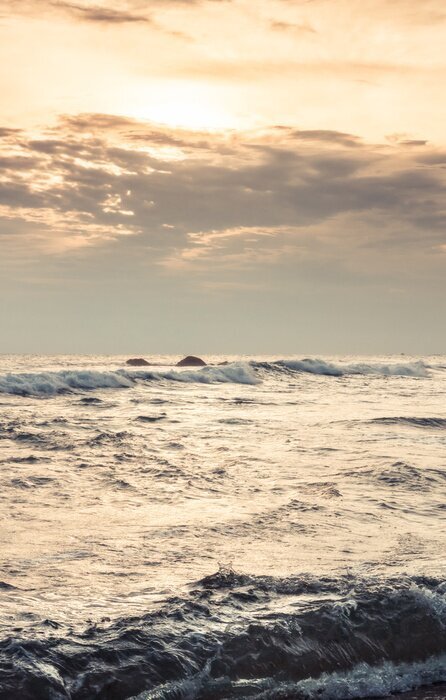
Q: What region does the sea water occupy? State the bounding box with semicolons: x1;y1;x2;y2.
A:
0;354;445;699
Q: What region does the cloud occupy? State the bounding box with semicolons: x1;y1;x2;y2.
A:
1;0;229;21
0;113;444;285
0;127;21;137
400;140;429;147
281;128;362;148
50;1;151;23
270;20;316;34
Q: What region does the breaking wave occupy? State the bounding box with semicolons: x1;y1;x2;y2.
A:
0;358;432;397
135;657;446;699
0;364;260;396
1;570;446;699
263;358;430;377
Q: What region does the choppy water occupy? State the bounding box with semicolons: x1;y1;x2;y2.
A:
1;354;446;699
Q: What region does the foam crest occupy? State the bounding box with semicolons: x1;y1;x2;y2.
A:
0;363;260;396
278;358;429;377
0;369;135;396
136;655;446;699
293;654;446;699
139;363;260;387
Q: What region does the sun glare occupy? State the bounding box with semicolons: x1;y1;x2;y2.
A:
125;82;239;131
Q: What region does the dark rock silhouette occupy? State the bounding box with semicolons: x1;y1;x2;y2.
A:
176;355;207;367
126;358;150;366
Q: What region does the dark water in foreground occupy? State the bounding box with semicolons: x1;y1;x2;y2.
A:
0;355;445;699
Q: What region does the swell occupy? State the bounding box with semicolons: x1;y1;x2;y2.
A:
1;571;446;699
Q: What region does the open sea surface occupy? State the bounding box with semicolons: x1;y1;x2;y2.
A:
1;354;446;699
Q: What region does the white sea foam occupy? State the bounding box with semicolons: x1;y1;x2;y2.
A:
144;363;261;386
133;655;446;700
294;653;446;699
0;358;430;396
0;363;260;396
280;358;429;377
0;370;135;396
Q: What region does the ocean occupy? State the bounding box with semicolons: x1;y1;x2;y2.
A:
0;354;445;699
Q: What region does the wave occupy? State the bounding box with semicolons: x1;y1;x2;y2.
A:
134;414;167;423
0;363;260;396
341;460;446;496
371;416;446;429
134;657;446;699
259;358;430;377
1;570;446;699
0;358;431;397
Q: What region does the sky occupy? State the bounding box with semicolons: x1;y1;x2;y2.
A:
1;0;446;354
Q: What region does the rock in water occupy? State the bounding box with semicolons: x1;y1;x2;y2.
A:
126;358;150;366
176;355;207;367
